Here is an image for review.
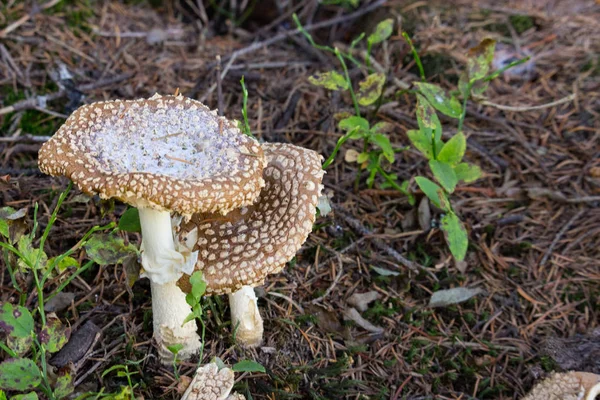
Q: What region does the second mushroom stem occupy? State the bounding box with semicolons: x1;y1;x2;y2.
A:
228;285;264;347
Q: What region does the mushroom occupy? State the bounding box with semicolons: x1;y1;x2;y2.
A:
176;142;324;346
38;94;266;363
181;362;245;400
523;371;600;400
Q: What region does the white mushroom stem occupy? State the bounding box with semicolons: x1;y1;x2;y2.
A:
138;208;200;364
151;281;201;363
228;286;263;347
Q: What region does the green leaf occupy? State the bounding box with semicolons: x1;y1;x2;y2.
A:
0;220;7;238
53;371;74;399
440;212;469;261
84;233;138;265
437;188;451;211
415;177;445;209
0;303;34;339
232;360;266;373
356;152;369;164
370;134;394;163
0;358;41;391
454;163;482;183
437;132;466;165
0;207;27;244
367;18;394;45
39;314;70;353
429;160;458;193
371;121;394;134
17;236;48;271
338;116;369;132
466;38;496;82
308;71;349;91
12;393;38;400
357;73;385;106
211;357;227;370
6;334;32;356
407;129;434;159
118;208;141;233
48;256;79;274
416;94;442;145
338;116;369;140
414;82;462;118
167;343;184;355
189;271;207;299
185;292;195;307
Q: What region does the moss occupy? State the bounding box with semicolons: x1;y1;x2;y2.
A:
47;0;94;33
1;84;65;137
509;15;535;34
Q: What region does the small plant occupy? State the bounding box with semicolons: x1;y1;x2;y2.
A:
294;15;528;261
295;16;414;202
0;184;116;399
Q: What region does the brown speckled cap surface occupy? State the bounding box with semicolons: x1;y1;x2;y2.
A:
38;94;266;216
523;372;600;400
176;142;324;294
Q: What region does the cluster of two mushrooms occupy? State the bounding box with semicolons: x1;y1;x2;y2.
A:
38;94;324;363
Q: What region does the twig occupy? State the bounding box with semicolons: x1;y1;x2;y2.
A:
540;208;585;266
480;93;575;112
33;106;68;119
0;72;134;116
311;258;344;305
216;55;224;116
267;291;304;313
332;204;433;277
565;196;600;203
0;134;51;143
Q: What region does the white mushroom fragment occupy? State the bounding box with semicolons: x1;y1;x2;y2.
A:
38;94;266;363
181;362;245;400
176;143;324;346
523;371;600;400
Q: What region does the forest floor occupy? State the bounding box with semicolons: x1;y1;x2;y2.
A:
0;0;599;399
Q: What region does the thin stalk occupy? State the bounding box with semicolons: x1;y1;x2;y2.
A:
457;81;474;133
322;130;357;169
240;76;253;137
0;341;16;357
335;48;360;116
484;57;530;81
46;260;95;302
3;248;22;292
377;166;411;198
41;222;115;286
365;41;373;71
402;32;426;82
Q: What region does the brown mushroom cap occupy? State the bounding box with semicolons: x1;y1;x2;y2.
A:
176;142;324;294
38;94;265;216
